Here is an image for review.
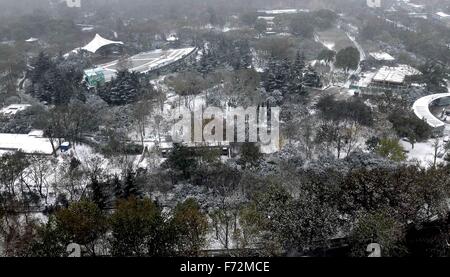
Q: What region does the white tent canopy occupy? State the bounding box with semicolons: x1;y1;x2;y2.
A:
25;37;38;43
81;34;124;53
436;12;450;18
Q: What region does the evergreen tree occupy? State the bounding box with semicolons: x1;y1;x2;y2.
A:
288;52;307;94
291;52;306;76
98;71;145;105
263;57;290;93
335;47;360;71
123;170;141;199
28;51;84;105
90;177;108;210
171;198;208;256
113;175;123;200
109;197;174;256
30;52;52;85
302;66;322;88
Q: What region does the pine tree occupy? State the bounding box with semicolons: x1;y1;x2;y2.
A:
263;57;290;93
123;170;140;199
197;46;213;77
287;52;306;94
263;57;278;92
90;177;108;210
113;175;123;200
291;52;306;76
98;71;143;105
28;51;84;105
303;66;322;88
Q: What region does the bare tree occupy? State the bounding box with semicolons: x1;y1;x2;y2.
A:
432;138;443;167
24;155;54;202
132;100;152;149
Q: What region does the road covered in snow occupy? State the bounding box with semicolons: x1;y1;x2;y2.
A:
413;92;450;130
314;20;366;90
343;31;366;89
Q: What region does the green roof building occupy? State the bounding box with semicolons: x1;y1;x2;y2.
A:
84;68;105;87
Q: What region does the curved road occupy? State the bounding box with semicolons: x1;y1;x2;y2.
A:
413;86;450;133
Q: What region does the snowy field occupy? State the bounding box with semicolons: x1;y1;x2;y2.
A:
315;28;353;52
400;139;446;167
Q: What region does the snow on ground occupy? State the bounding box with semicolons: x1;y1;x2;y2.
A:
251;48;266;72
222;26;239;33
314;33;335;51
343;32;366;88
323;42;335;50
74;143;140;176
346;32;366;62
354;71;377;89
400;139;446;167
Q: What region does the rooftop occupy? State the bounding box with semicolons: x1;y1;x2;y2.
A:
369;51;395;61
406;3;425;9
258;16;276;21
258;9;309;15
65;34;124;57
0;104;31;117
81;34;124;53
0;131;54;155
25;37;38;43
166;34;179;42
84;68;105;76
436;12;450;18
372;65;421;84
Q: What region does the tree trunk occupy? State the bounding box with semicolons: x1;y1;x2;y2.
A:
49;138;57;158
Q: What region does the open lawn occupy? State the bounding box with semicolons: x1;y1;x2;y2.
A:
316;27;354;51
